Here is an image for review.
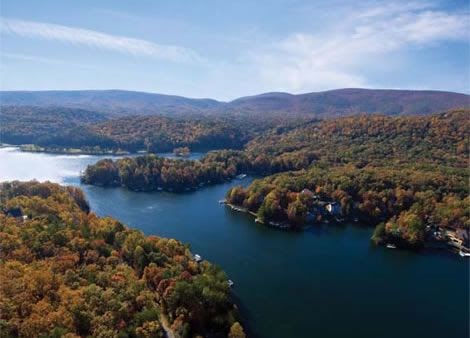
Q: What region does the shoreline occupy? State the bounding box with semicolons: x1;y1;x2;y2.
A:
223;201;292;230
1;143;230;157
223;201;469;256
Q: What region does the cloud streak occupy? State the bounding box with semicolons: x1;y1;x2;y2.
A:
1;52;98;70
0;18;202;63
247;2;470;92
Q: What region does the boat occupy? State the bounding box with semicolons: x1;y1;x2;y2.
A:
459;250;470;257
386;244;397;249
218;199;226;204
236;174;247;179
194;254;202;262
353;217;359;222
227;279;234;287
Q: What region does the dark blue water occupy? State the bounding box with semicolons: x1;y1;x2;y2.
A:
1;148;468;338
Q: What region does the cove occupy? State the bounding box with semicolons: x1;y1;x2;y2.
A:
0;147;468;338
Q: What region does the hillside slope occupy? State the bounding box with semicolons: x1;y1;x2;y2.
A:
0;90;221;116
226;88;470;116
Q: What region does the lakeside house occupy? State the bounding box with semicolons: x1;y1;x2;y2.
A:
326;202;342;216
301;189;320;200
446;228;469;249
2;207;28;221
4;206;22;218
301;188;314;196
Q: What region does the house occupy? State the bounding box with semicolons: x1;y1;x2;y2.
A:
326;202;342;216
3;207;23;218
301;189;314;197
447;229;469;249
300;189;320;201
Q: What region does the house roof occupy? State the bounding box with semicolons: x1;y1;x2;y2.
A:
301;188;314;196
4;207;23;218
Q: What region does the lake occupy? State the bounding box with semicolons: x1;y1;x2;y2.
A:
0;147;468;338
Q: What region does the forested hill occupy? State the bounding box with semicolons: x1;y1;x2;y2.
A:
1;88;468;117
0;90;220;117
245;109;470;168
0;181;245;337
0;105;311;153
227;89;470;116
0;105;110;146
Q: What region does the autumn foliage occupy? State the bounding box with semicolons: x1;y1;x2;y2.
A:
0;181;242;337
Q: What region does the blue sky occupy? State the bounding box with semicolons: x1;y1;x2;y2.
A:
0;0;469;100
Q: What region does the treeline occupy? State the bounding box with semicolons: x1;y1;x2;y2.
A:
226;165;469;246
0;181;245;337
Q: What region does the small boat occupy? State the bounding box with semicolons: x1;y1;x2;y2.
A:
236;174;247;179
227;279;234;287
353;217;359;222
386;244;397;249
459;250;470;257
218;199;226;204
194;254;202;262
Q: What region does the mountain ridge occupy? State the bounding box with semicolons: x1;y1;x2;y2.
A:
1;88;468;117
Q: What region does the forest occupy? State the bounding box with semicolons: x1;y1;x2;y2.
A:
244;109;469;168
0;107;246;154
0;105;310;154
226;165;468;246
83;110;469;183
82;110;469;248
0;181;245;338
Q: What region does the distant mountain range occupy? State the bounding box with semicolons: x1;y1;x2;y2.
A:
1;88;468;117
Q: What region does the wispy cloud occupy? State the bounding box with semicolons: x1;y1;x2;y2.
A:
246;2;470;92
0;18;202;64
1;52;97;70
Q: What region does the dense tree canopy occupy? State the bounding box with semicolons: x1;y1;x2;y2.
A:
245;109;469;168
1;105;310;154
226;165;469;243
0;181;243;337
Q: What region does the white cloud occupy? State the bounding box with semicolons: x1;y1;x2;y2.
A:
0;18;202;64
246;2;470;92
